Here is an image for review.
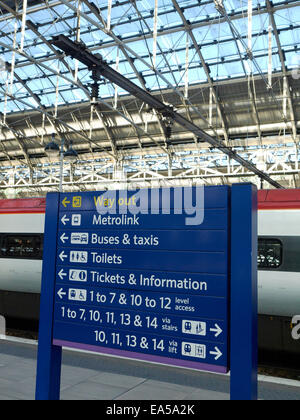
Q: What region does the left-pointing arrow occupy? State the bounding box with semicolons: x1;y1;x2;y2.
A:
60;233;69;244
62;198;70;207
61;215;70;225
209;347;222;361
58;269;67;280
57;288;66;299
59;251;67;262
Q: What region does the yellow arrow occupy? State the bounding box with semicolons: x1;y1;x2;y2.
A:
62;197;71;207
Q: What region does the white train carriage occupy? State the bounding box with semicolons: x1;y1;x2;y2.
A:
258;189;300;317
0;190;299;353
0;198;45;319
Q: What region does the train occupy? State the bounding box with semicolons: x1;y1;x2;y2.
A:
0;189;300;354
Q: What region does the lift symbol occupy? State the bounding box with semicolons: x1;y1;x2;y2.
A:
182;342;206;359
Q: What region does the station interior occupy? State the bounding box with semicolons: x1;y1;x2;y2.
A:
0;0;300;402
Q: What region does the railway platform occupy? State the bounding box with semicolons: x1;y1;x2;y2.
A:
0;337;299;401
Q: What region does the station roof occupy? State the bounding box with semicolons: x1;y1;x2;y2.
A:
0;0;299;112
0;0;300;193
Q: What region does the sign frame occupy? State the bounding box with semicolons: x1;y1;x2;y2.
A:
35;184;257;400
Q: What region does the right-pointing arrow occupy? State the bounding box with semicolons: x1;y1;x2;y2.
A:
210;324;223;338
210;347;222;361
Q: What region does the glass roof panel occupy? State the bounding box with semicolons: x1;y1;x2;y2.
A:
286;50;300;69
279;28;300;48
0;0;299;115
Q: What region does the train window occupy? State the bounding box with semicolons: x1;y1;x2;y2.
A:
0;235;43;259
258;238;282;269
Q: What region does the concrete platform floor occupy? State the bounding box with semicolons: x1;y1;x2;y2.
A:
0;337;299;400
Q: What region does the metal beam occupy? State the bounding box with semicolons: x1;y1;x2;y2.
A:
0;119;33;170
58;0;221;132
171;0;230;144
266;0;298;141
51;35;284;189
80;0;169;153
214;0;286;123
225;23;263;145
0;143;298;193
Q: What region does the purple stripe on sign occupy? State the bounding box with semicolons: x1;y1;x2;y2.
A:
53;339;228;374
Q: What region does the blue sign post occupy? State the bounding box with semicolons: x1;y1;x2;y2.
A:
35;184;257;400
230;184;258;400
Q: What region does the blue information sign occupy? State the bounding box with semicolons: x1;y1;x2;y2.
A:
53;186;229;373
35;185;258;400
